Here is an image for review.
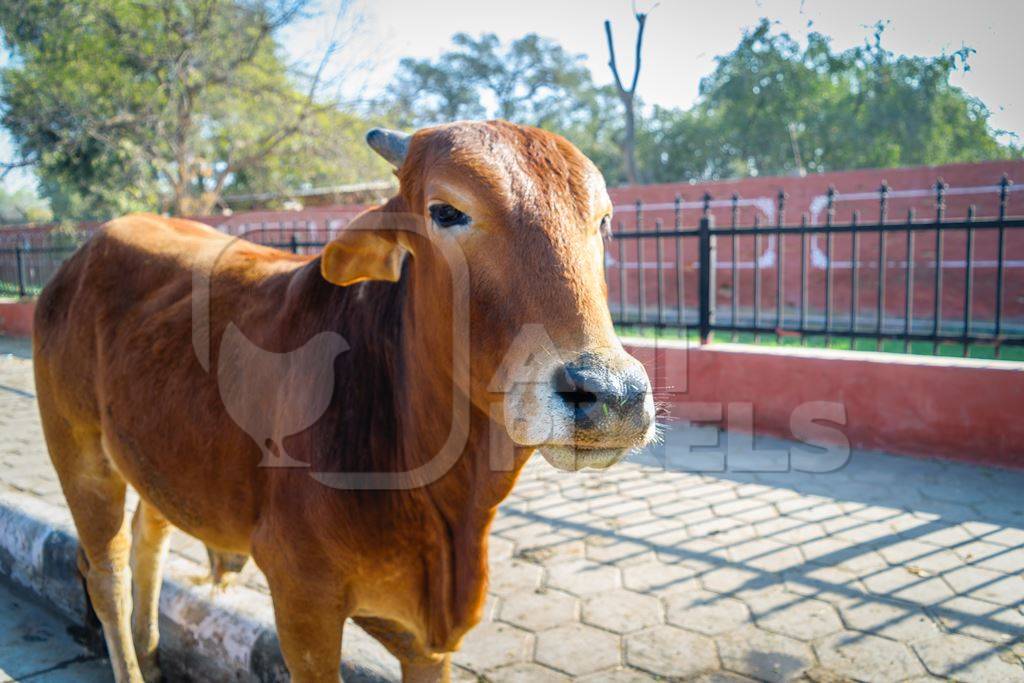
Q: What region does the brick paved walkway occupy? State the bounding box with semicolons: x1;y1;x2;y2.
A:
2;339;1023;682
0;579;111;681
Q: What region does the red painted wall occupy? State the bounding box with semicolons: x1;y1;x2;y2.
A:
0;302;36;338
608;160;1024;223
626;339;1024;468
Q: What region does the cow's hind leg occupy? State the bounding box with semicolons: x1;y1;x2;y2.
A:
130;500;172;682
44;423;143;683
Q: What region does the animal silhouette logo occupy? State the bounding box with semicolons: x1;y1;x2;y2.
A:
217;322;349;467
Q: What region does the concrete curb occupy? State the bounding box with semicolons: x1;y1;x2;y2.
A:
0;490;400;682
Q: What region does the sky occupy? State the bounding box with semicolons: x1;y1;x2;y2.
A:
4;0;1023;193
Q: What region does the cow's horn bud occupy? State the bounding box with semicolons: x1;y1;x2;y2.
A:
366;128;410;168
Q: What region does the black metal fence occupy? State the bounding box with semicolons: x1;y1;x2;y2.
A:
2;176;1023;358
606;175;1024;358
0;242;83;298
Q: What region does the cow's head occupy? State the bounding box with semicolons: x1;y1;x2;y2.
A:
322;121;655;471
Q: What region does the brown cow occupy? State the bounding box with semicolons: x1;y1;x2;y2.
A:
33;121;655;683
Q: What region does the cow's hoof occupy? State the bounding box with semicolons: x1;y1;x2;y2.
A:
139;652;164;683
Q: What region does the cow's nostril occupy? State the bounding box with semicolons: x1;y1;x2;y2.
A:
620;376;647;412
558;387;598;406
553;364;598;407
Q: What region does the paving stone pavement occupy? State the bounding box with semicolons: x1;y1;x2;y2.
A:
2;339;1023;682
0;578;111;682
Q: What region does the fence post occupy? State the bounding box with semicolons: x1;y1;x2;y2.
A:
290;234;299;254
15;245;25;298
698;213;716;344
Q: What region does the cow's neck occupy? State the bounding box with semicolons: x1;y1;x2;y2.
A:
396;263;532;644
287;256;530;642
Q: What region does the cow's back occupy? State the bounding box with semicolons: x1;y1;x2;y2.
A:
33;213;301;551
34;215;228;416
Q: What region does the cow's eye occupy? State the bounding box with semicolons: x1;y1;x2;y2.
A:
600;214;612;238
429;203;470;229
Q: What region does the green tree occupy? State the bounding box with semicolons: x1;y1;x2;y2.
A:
389;32;596;125
226;107;392;202
0;0;382;219
383;32;627;184
0;185;51;224
640;20;1020;183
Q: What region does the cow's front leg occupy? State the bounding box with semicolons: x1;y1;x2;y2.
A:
253;520;350;682
353;616;452;683
401;654;451;683
266;579;346;683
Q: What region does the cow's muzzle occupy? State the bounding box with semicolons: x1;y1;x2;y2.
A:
537;351;655;471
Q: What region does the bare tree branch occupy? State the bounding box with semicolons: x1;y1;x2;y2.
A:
216;2;344;185
0;156;37;181
604;20;627;95
604;11;650;101
629;13;647;92
604;8;653;184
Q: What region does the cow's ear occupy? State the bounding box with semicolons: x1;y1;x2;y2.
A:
321;207;409;287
